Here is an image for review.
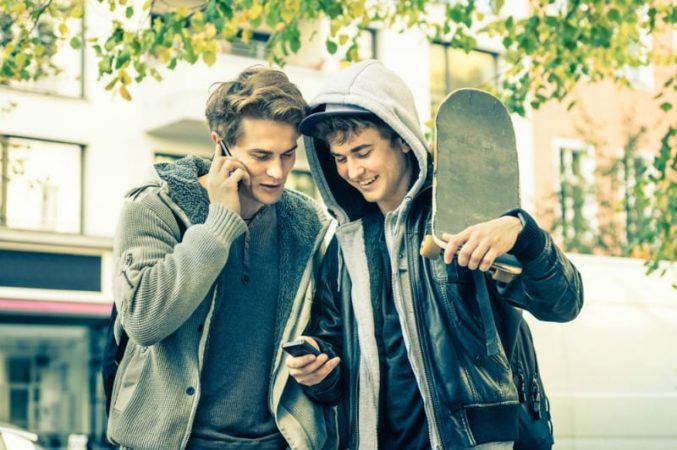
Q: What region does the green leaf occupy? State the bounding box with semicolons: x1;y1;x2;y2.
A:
326;40;337;54
69;36;82;49
660;102;673;112
608;9;621;23
115;50;131;69
125;6;134;19
545;16;558;27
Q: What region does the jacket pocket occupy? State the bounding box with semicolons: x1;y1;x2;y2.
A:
112;344;149;412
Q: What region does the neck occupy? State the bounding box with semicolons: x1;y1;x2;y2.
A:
240;197;265;220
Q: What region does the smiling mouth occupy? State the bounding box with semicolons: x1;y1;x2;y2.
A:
355;176;378;187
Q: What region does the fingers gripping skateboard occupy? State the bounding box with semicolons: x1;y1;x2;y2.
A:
419;235;521;283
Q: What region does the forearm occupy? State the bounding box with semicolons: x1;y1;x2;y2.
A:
114;201;246;345
502;209;584;321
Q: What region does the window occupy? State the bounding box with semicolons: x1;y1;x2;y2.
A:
287;169;318;199
224;30;271;60
621;7;653;91
554;140;597;251
429;44;499;112
0;136;83;233
356;28;378;61
7;357;32;429
615;149;655;252
154;152;185;164
1;13;85;97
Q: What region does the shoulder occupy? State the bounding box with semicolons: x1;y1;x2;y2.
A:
118;183;176;229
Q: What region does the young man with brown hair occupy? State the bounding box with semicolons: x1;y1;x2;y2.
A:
107;67;336;450
288;60;583;450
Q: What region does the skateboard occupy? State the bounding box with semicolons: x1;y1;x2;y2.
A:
419;89;522;283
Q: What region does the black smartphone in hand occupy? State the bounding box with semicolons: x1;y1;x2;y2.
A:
218;140;232;157
219;140;243;190
283;339;321;357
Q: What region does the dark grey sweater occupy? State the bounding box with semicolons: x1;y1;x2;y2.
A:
189;205;285;450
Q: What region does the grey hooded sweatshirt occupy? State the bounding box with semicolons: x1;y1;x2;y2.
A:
107;156;337;450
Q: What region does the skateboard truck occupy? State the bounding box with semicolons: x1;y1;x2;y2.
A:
420;235;522;283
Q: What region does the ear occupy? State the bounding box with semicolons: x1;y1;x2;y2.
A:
210;131;220;145
399;137;411;154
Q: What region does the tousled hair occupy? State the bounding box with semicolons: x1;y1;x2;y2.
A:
205;66;307;146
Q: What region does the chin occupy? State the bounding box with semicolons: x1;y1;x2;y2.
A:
255;191;283;206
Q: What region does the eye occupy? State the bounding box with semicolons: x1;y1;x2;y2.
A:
253;153;271;161
281;150;296;159
333;155;347;164
356;149;372;158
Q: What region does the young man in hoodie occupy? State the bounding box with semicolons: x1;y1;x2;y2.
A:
107;67;337;450
287;60;583;450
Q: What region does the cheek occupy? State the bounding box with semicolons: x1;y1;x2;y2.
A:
335;164;350;181
282;157;296;175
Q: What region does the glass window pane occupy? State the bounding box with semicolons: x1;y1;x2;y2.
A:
356;29;377;61
9;389;29;426
8;358;31;383
5;138;82;233
287;170;318;199
447;47;497;92
430;45;498;114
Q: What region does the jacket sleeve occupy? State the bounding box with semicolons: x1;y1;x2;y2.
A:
500;209;584;322
301;237;345;406
113;195;246;346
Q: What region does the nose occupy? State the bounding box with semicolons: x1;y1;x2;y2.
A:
266;158;284;180
347;159;364;180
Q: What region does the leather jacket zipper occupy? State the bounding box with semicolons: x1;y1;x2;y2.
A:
405;235;445;449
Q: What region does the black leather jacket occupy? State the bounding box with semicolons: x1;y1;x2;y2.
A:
307;188;584;450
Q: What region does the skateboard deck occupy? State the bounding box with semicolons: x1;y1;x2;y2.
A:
421;89;521;281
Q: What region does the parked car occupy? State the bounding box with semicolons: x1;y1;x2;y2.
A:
0;423;44;450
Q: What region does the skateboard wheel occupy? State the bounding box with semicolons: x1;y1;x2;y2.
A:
420;235;441;259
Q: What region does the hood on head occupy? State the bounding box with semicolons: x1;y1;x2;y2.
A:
301;60;429;223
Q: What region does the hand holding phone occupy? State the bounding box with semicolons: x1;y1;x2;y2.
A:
282;339;321;357
284;337;341;387
219;140;243;191
205;141;249;215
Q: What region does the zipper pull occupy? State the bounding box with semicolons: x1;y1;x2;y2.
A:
531;377;542;419
517;370;526;403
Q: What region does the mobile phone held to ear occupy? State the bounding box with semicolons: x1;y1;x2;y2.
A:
282;339;321;357
218;140;231;157
219;139;243;190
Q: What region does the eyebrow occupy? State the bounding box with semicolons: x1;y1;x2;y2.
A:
330;144;372;158
248;145;298;155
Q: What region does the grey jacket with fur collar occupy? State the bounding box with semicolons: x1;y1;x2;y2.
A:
107;156;336;450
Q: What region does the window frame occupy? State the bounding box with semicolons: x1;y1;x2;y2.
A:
429;43;500;113
552;138;598;246
0;135;85;234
